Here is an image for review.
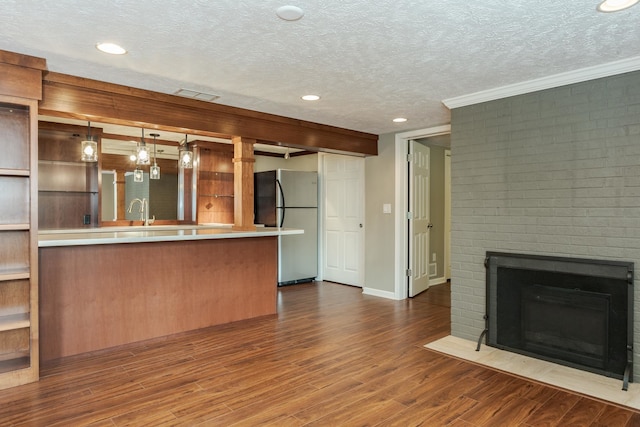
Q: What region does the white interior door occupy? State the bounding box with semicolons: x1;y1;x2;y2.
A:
322;154;364;287
408;141;430;297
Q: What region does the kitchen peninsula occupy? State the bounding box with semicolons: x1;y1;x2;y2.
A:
38;226;302;362
0;48;376;390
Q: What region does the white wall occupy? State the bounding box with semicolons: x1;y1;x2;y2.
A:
364;133;398;295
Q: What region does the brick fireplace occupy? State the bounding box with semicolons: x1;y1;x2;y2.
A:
449;70;640;382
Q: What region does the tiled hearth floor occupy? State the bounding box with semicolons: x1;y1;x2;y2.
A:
425;335;640;411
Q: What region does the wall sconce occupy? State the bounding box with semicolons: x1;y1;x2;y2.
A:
179;134;193;169
133;167;144;182
81;121;98;162
150;133;161;180
136;128;150;165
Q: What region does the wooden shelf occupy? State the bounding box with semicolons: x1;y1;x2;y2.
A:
0;269;30;282
38;159;95;167
0;53;41;390
0;168;29;177
0;224;29;231
39;190;98;194
0;313;30;332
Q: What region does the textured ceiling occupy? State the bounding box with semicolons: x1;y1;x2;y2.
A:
1;1;639;135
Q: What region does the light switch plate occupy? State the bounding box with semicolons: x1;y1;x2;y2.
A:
383;203;391;214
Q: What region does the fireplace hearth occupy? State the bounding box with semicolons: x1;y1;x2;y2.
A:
479;252;634;390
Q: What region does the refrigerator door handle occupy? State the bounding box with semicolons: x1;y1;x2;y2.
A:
276;179;285;227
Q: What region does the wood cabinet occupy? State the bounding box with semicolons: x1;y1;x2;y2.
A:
0;50;44;389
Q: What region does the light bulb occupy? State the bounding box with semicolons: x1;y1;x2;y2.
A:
83;145;95;156
136;145;150;165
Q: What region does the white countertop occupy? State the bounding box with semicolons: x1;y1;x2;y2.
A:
38;225;303;247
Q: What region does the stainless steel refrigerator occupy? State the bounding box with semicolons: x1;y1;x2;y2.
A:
254;169;318;285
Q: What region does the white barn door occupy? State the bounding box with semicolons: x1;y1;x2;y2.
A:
408;141;431;297
322;154;364;287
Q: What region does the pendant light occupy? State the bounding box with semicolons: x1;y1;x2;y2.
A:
179;134;193;169
136;128;150;165
150;133;161;180
81;121;98;162
133;167;144;182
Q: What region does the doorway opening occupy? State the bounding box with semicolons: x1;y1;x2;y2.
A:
394;125;451;300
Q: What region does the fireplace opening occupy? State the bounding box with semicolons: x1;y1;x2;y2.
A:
482;252;633;389
521;285;609;370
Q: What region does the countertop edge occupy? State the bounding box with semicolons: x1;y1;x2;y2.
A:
38;227;303;247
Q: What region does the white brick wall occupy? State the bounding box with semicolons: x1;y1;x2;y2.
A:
450;71;640;380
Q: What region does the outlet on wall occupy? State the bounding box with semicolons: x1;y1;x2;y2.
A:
432;253;436;262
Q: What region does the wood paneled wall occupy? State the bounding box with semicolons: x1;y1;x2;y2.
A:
39;236;278;361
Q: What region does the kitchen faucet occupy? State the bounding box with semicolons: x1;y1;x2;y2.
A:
127;197;155;226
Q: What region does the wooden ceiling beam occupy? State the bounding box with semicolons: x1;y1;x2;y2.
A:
39;72;378;156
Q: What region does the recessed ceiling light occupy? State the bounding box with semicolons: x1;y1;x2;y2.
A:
276;5;305;21
301;94;320;101
393;117;408;123
96;42;127;55
597;0;638;12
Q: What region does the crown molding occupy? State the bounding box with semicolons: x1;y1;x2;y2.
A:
442;56;640;109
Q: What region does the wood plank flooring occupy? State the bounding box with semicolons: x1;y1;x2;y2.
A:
1;281;639;426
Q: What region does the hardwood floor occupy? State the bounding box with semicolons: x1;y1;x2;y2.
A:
1;281;639;426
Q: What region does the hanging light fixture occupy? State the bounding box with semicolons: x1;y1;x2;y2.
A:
136;128;150;165
133;167;144;182
284;147;290;160
81;121;98;162
179;134;194;169
150;133;161;180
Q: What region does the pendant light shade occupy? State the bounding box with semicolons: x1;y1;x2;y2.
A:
136;128;150;165
150;133;161;180
179;134;193;169
133;167;144;182
81;121;98;162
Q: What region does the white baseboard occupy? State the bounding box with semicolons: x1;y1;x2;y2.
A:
429;276;448;287
362;287;400;300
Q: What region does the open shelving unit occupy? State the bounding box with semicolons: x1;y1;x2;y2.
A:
37;130;100;229
0;50;44;390
197;148;234;224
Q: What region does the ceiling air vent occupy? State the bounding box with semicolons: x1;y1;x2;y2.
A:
174;89;220;102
